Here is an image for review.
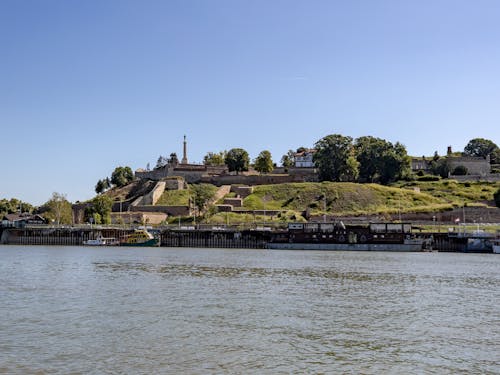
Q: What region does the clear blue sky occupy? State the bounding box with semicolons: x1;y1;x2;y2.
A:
1;0;499;205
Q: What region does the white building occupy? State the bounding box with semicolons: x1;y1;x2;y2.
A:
294;149;316;168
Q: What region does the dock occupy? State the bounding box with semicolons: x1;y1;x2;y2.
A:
0;226;496;252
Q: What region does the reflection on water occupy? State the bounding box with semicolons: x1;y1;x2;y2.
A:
0;246;499;374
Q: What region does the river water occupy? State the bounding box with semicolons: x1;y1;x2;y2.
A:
0;245;499;374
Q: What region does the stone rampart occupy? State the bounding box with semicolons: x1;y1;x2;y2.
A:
202;174;308;186
216;205;233;212
135;166;170;181
111;212;167;225
131;205;190;216
449;157;490;175
231;185;253;197
165;178;185;190
136;164;228;182
451;174;500;182
224;198;243;207
140;181;166;205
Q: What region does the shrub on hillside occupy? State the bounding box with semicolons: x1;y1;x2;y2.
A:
494;188;500;208
491;167;500;174
417;175;441;182
452;165;468;175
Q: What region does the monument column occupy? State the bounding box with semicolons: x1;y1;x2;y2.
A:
181;135;188;164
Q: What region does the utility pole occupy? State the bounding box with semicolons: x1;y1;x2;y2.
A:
323;194;326;223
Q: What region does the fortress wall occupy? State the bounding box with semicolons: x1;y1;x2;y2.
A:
131;205;190;216
231;186;253;197
165;178;184;190
110;212;167;225
451;174;500;182
449;158;490;175
140;181;166;206
201;174;308;186
216;205;233;212
224;198;243;207
135;167;169;180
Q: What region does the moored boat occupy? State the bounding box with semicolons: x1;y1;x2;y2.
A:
120;229;159;247
492;239;500;254
83;236;118;246
267;222;429;251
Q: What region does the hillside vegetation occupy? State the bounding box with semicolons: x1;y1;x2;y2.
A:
102;179;498;224
233;180;499;217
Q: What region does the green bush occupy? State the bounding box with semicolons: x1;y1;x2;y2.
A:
494;188;500;208
452;165;468;175
417;175;441;181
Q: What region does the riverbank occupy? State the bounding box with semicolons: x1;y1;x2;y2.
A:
1;225;497;252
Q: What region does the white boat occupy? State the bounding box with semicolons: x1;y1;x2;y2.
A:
83;236;118;246
492;239;500;254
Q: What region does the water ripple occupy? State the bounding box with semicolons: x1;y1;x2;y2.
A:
0;246;499;374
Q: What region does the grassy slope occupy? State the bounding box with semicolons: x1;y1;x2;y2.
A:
156;190;190;206
237;180;499;216
106;179;498;222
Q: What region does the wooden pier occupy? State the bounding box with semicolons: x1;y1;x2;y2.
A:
1;227;132;246
160;229;271;249
0;227;495;252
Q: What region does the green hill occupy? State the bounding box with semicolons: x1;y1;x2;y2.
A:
102;179;499;224
211;180;499;221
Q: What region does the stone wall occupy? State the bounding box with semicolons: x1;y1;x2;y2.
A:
110;212;167;225
135;166;170;181
131;205;190;216
165;178;185;190
449;157;490;175
231;185;253;198
140;181;166;205
201;174;309;186
111;200;134;213
136;164;228;182
451;174;500;182
224;198;243;207
216;205;233;212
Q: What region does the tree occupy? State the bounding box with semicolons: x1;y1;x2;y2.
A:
491;148;500;166
280;150;295;168
380;142;411;183
464;138;498;159
169;153;179;165
95;179;105;194
86;195;113;224
313;134;357;182
44;192;73;225
452;165;468;176
190;183;218;214
430;158;451;178
254;150;274;174
225;148;250;174
494;187;500;208
345;155;360;182
111;166;134;187
155;156;168;169
354;136;410;184
0;198;34;216
203;151;226;166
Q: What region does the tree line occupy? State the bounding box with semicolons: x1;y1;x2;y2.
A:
143;136;499;183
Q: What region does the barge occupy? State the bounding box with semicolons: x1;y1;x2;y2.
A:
267;222;430;251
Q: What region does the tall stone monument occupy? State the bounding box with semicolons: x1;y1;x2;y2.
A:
181;135;188;165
